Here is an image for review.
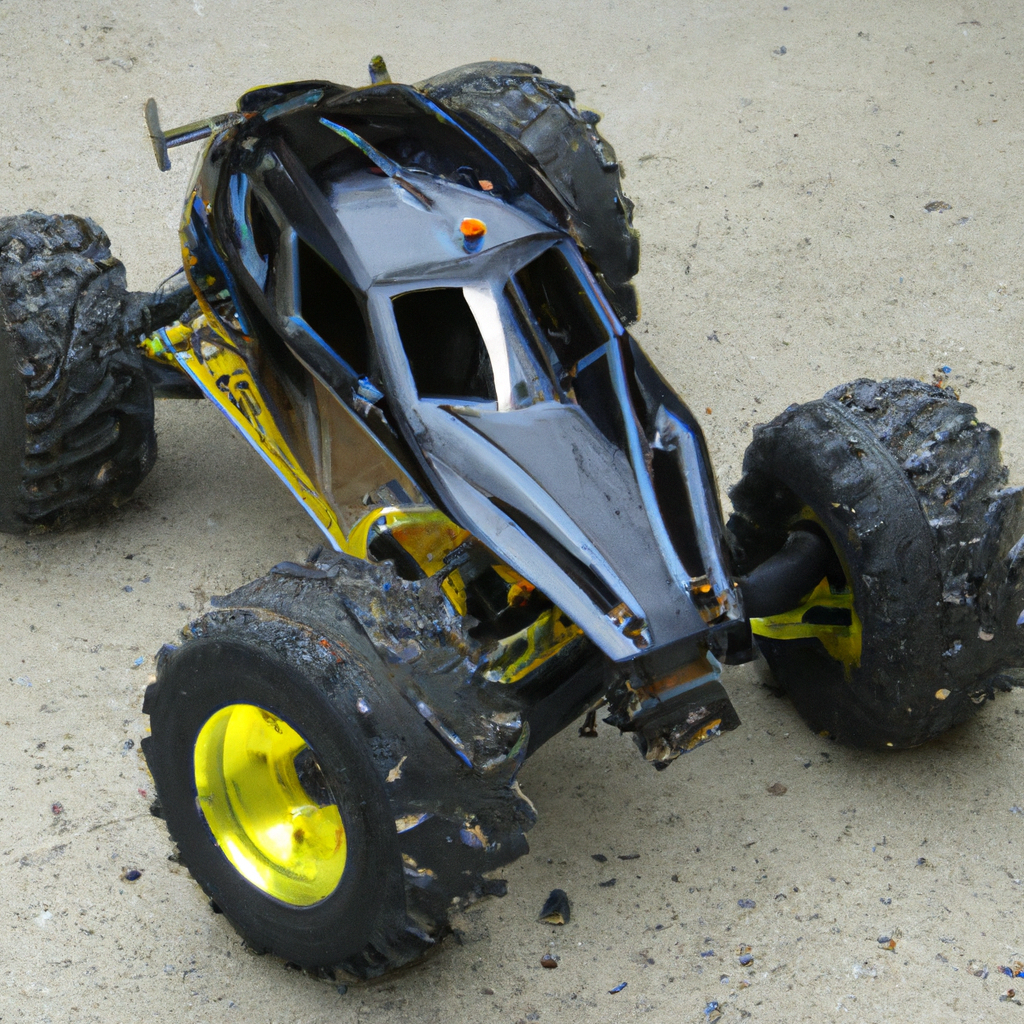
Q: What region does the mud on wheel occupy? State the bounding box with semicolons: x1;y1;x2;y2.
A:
729;378;1024;748
0;213;164;532
419;61;642;323
143;557;535;978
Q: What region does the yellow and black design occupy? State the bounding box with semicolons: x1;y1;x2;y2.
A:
143;319;348;548
141;323;583;687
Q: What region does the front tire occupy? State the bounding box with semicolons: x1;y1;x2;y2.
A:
144;555;541;978
142;607;425;977
729;378;1023;748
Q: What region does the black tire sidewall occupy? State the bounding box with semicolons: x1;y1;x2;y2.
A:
0;311;27;531
419;66;640;322
147;637;404;968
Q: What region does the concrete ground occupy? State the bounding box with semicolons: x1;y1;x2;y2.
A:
1;2;1022;1021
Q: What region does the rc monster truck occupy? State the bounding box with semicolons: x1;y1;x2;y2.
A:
1;59;1021;979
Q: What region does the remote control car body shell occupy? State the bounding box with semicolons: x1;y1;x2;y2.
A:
140;74;747;751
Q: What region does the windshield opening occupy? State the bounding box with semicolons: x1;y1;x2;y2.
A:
392;288;497;401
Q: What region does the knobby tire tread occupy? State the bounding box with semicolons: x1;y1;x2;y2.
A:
145;564;532;978
0;212;157;532
728;378;1023;748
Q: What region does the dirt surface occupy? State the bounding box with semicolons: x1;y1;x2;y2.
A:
1;2;1023;1021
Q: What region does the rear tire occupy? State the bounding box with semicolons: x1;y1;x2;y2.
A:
419;61;641;323
729;378;1023;748
0;212;157;532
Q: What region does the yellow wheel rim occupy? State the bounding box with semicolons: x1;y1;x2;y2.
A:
193;704;347;906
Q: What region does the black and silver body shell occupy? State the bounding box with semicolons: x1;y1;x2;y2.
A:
181;79;744;676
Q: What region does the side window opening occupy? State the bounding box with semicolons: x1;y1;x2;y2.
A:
513;245;608;381
510;248;626;446
250;191;275;263
504;280;561;400
297;238;370;376
392;288;496;401
230;177;276;294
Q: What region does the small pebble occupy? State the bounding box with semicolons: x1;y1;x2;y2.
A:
540;954;558;969
123;868;142;882
51;802;63;815
737;898;756;909
609;981;627;994
538;888;571;925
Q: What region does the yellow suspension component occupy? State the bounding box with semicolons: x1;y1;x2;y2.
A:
345;506;582;684
343;506;470;571
749;577;862;670
483;607;584;685
193;704;346;906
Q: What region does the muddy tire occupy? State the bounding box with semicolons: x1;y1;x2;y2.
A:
0;212;157;532
142;609;431;978
419;61;641;323
728;378;1024;748
144;557;535;978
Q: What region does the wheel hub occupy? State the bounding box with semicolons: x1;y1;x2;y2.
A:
749;577;862;670
193;704;346;905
